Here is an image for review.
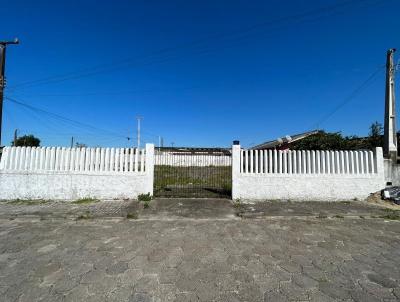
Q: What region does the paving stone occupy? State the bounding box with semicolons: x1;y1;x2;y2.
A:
292;273;319;289
318;281;352;300
351;289;383;302
106;261;129;275
0;206;399;302
367;273;398;288
129;292;152;302
263;290;288;302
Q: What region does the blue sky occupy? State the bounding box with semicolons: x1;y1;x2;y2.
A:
1;0;399;148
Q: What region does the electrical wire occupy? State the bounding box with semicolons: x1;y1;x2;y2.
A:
310;65;385;130
4;96;133;140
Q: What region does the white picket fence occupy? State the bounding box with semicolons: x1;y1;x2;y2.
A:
232;145;385;201
240;149;378;175
0;146;147;173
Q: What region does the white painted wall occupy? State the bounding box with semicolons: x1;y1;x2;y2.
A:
0;144;154;200
232;145;385;201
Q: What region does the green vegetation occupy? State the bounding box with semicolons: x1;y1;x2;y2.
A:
379;209;400;220
291;122;384;150
316;214;328;219
333;215;344;219
126;212;139;219
233;198;243;209
76;212;92;220
7;199;50;205
138;193;152;209
222;183;232;195
154;165;231;198
72;198;99;204
143;200;151;209
12;134;41;147
138;193;152;202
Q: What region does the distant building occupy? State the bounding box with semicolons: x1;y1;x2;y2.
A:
251;130;321;150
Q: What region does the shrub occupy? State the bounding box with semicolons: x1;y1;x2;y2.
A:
138;193;152;202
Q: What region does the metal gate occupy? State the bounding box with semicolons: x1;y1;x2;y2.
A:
154;147;232;198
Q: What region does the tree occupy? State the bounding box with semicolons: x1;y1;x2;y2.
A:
369;121;383;137
12;135;41;147
367;121;383;149
290;122;385;150
290;131;356;150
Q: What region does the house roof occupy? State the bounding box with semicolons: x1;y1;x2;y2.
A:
251;130;321;150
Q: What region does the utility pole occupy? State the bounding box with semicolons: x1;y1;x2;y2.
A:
13;128;18;146
136;116;143;148
384;48;397;161
0;38;19;147
70;136;74;148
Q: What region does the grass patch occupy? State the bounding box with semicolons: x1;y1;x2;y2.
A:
138;193;152;209
359;215;365;219
72;198;99;205
333;215;344;219
7;199;50;206
126;212;139;219
154;165;232;198
316;214;327;219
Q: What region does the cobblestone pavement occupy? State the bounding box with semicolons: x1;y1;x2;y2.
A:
0;199;140;219
0;215;399;301
0;199;395;220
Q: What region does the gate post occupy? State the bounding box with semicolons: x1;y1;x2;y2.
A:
232;141;241;200
145;143;155;196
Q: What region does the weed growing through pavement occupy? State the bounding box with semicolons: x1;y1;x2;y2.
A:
233;198;243;209
76;211;92;220
126;212;139;219
138;193;152;209
378;209;400;220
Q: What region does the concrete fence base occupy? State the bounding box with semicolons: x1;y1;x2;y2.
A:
0;144;154;200
232;145;385;201
0;171;152;200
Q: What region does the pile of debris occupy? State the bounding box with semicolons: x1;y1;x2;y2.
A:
382;187;400;205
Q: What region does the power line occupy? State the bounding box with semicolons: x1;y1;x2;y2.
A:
8;0;382;91
8;86;198;98
4;96;132;140
310;65;385;130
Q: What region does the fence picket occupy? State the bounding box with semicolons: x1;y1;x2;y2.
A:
235;147;380;176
